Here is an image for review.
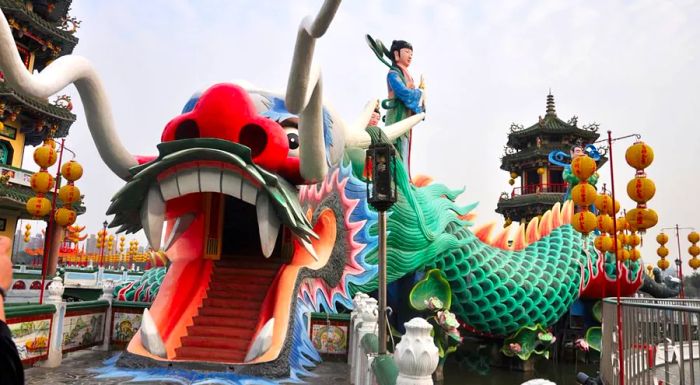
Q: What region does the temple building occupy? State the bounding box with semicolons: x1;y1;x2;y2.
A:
0;0;81;258
496;93;602;224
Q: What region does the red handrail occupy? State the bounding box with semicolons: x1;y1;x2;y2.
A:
510;183;567;197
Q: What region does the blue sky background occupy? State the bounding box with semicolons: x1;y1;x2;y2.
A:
19;0;700;265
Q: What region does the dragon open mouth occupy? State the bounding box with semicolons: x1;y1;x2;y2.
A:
109;138;335;367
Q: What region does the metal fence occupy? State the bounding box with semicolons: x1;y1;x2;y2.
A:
601;297;700;385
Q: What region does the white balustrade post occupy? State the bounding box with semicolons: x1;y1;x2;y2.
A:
353;297;377;385
97;279;115;351
41;276;65;368
349;292;370;365
394;317;439;385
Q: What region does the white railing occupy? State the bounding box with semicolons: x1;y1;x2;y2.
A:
601;297;700;385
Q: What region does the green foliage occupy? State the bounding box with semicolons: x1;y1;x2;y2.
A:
683;272;700;298
409;269;452;311
409;269;462;364
501;324;556;360
584;327;601;352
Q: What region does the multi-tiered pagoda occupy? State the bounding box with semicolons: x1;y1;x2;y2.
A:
0;0;81;261
496;93;602;224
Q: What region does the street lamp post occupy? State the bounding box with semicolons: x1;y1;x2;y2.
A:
365;142;397;356
99;220;108;267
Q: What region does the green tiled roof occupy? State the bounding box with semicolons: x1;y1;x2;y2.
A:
500;144;561;170
496;193;563;210
0;0;78;53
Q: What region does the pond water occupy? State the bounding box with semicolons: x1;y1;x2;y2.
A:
441;344;600;385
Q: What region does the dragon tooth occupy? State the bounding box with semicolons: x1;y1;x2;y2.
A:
526;217;540;244
512;223;528;250
221;171;243;198
141;184;166;251
140;308;167;358
245;318;275;362
199;167;222;193
300;237;319;261
241;181;257;204
256;193;281;258
159;175;179;201
163;213;196;251
177;168;200;196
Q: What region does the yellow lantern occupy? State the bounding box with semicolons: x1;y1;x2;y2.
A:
572;211;597;235
630;248;641;261
616;248;630;261
657;233;669;245
508;178;515;186
625;141;654;170
60;160;84;182
595;235;613;253
510;172;518;179
58;184;81;204
597;214;614;234
657;246;669;258
625;208;658;232
571;156;597;180
537;167;545;175
628;233;641;247
33;145;57;169
54;207;77;227
689;231;700;244
30;171;55;194
626;177;656;204
615;217;627;232
689;245;700;258
26;196;51;217
571;183;597;207
594;195;614;216
689;258;700;271
657;258;670;270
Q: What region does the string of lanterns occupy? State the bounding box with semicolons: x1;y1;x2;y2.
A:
656;233;670;270
688;231;700;270
26;136;83;228
27;138;57;218
569;154;598;235
23;223;31;243
624;141;657;235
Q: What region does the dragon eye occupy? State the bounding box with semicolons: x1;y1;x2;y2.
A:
285;127;300;156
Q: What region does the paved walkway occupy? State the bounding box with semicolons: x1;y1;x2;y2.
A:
25;350;351;385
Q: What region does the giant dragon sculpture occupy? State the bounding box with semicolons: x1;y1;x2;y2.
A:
0;1;674;381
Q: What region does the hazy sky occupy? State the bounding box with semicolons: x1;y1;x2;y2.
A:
21;0;700;266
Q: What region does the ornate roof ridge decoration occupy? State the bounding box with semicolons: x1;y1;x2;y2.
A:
58;14;80;34
0;82;75;145
0;82;75;121
0;0;78;52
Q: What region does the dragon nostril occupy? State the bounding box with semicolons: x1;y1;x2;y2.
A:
175;119;200;140
239;123;268;158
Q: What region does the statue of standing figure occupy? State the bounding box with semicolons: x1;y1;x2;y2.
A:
367;35;425;175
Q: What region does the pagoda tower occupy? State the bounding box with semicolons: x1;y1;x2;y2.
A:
496;93;602;224
0;0;82;261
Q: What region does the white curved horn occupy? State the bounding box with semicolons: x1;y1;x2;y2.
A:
0;11;137;180
285;0;341;183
